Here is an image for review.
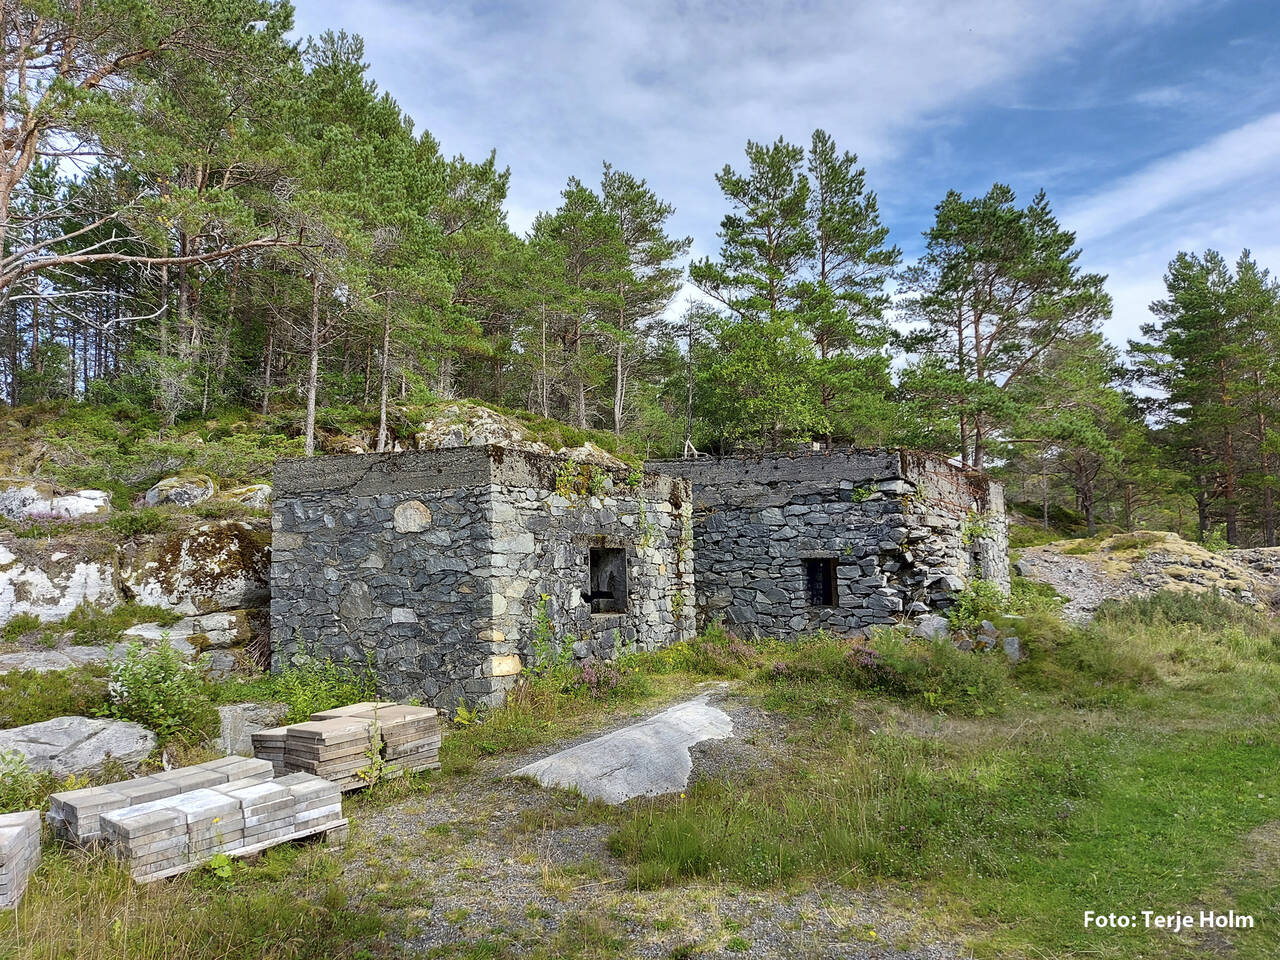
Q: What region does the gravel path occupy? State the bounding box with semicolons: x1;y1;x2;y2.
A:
339;688;970;959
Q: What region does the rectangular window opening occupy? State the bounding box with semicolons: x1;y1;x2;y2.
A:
805;557;838;607
587;547;628;614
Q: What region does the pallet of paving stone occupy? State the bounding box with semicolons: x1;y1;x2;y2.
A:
130;773;346;884
0;810;41;910
351;704;441;773
282;717;381;791
47;756;275;845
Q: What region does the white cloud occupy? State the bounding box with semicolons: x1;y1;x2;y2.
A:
1062;111;1280;245
290;0;1203;247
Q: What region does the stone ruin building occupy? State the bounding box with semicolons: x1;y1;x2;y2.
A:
653;448;1009;639
271;445;1007;709
270;446;695;708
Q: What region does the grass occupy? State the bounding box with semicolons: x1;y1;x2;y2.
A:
4;590;1278;959
604;593;1280;958
0;664;109;727
0;840;384;959
207;658;380;724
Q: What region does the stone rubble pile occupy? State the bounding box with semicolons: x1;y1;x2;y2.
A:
253;701;440;790
0;811;41;909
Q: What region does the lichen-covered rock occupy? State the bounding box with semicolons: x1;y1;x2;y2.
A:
124;521;268;615
221;483;271;509
0;481;111;520
144;474;216;508
0;716;155;777
413;403;554;455
0;536;120;623
556;441;629;470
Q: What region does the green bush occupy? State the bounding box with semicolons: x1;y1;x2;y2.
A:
0;751;84;814
0;666;109;727
107;508;167;537
946;578;1007;631
98;640;217;746
209;658;378;724
2;612;42;645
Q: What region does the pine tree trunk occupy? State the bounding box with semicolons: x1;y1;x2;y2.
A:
613;336;625;436
377;294;392;453
304;272;321;458
261;328;273;415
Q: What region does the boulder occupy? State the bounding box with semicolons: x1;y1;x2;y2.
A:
1002;635;1022;663
413;403;553;455
144;474;216;508
0;716;155;777
911;614;950;641
216;702;287;756
0;481;111;521
123;521;269;615
0;536;120;623
221;483;271;509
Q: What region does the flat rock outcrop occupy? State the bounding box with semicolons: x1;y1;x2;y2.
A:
1016;531;1270;622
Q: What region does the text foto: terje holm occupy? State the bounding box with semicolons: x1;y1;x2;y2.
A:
1085;910;1254;932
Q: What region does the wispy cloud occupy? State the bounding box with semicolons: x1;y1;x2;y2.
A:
1062;111;1280;244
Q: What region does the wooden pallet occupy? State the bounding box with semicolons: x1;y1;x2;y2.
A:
132;818;349;884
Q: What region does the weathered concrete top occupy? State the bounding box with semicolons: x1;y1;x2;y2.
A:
275;445;683;501
652;447;1001;509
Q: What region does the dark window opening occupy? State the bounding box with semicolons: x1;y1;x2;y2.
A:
804;557;838;607
586;547;628;614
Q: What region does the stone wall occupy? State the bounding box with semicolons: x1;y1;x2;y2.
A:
652;449;1008;639
270;447;694;709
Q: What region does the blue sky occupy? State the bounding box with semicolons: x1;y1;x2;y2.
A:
290;0;1280;348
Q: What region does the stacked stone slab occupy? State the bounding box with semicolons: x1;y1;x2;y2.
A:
0;810;41;909
249;726;288;775
361;705;440;772
276;773;343;833
282;717;377;789
102;801;189;877
47;757;274;844
221;781;295;847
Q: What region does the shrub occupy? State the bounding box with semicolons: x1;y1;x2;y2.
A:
573;658;651;701
98;639;217;746
2;612;42;645
107;508;167;538
946;578;1007;631
0;751;85;814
